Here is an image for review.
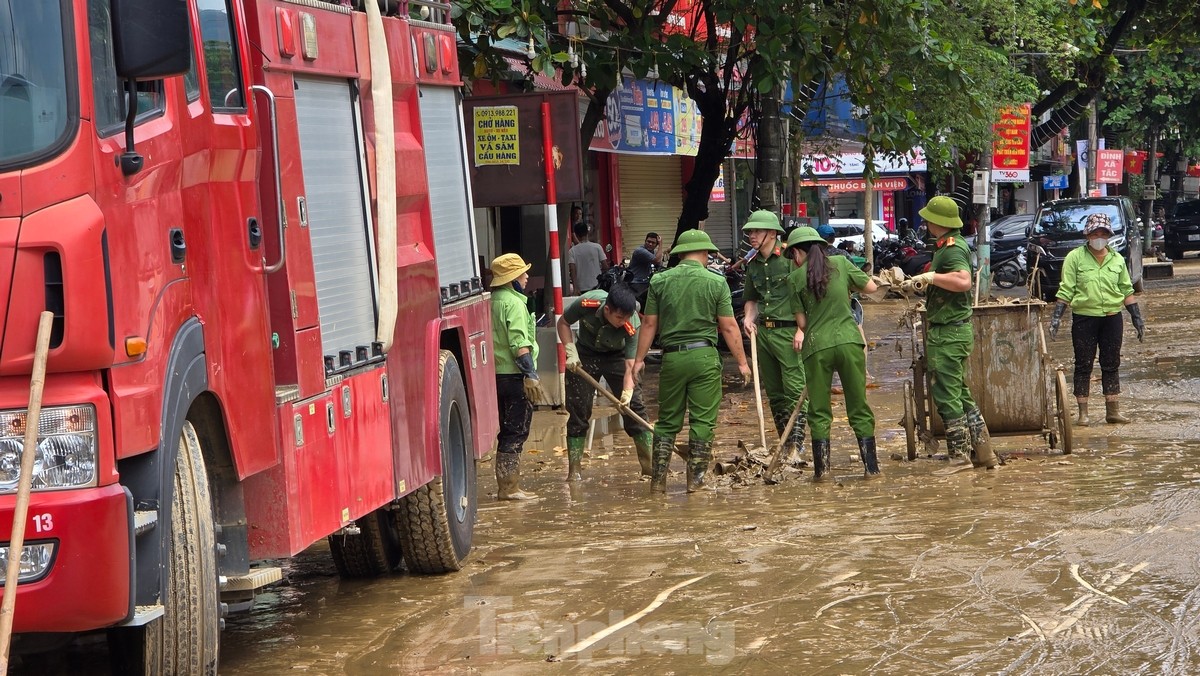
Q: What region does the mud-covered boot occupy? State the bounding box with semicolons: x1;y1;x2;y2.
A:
632;431;654;477
858;437;881;478
1075;399;1091;427
1105;398;1130;424
944;416;973;467
811;439;831;481
495;453;537;500
686;439;715;493
775;412;807;465
964;408;998;469
565;436;585;482
650;434;674;493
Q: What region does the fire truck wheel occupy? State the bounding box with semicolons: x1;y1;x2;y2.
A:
328;508;403;577
395;350;477;574
109;420;220;675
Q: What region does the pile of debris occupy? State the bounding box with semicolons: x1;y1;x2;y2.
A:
710;440;807;487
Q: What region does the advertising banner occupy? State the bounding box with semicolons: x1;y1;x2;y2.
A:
799;149;926;177
1096;149;1124;184
992;104;1031;182
799;177;909;193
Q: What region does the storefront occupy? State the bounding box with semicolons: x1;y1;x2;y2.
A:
798;148;928;230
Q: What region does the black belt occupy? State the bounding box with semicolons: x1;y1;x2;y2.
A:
661;340;714;353
758;318;797;329
929;319;969;327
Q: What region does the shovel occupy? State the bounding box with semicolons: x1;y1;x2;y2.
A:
764;387;808;479
749;331;769;450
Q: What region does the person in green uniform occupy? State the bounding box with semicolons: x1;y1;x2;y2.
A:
741;210;808;463
1048;212;1145;425
489;254;548;500
633;230;750;493
785;227;880;480
899;196;996;469
557;284;653;480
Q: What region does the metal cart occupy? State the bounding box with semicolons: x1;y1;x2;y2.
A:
901;300;1073;460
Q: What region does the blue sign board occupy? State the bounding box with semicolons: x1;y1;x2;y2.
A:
1043;174;1069;190
599;77;677;154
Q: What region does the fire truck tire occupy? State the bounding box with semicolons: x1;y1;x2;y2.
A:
109;421;220;675
394;350;476;574
328;508;403;577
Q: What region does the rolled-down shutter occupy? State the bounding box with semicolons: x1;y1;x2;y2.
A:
293;76;378;359
617;154;681;256
705;161;735;254
418;85;479;295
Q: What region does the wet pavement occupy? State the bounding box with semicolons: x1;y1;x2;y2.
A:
19;261;1200;674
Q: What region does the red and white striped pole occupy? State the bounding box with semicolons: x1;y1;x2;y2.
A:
541;100;566;400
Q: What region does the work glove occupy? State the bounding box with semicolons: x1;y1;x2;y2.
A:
899;271;935;294
523;377;547;405
1126;302;1145;342
565;342;581;371
1048;301;1067;340
619;388;634;407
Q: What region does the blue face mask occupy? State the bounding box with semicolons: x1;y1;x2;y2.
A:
512;280;524;293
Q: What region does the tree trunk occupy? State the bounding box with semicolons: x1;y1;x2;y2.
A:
579;87;612;161
673;84;739;244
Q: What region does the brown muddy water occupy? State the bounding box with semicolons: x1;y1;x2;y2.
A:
17;261;1200;674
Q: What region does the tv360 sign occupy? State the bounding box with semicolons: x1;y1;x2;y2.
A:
992;104;1031;182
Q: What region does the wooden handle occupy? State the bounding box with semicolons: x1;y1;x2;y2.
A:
0;312;55;669
765;387;808;477
568;364;654;430
750;331;768;449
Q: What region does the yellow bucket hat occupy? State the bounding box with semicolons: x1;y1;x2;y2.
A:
489;253;531;287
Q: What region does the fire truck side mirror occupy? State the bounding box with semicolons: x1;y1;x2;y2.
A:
110;0;191;80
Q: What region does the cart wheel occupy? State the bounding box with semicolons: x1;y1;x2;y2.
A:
903;381;918;461
1055;370;1073;455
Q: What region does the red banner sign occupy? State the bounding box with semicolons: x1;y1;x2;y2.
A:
1096;149;1124;184
992;104;1031;181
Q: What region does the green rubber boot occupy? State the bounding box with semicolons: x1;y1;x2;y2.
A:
686;438;715;493
650;434;675;493
566;436;585;482
963;408;997;469
632;431;654;477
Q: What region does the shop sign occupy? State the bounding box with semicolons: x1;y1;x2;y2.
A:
799;148;926;177
1042;174;1069;190
1096;149;1124;184
800;177;909;193
712;166;726;202
472;105;519;166
992;104;1031;182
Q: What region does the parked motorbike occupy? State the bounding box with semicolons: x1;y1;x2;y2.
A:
874;238;931;277
992;246;1028;289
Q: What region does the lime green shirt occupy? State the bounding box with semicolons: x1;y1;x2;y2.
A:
645;259;734;347
491;285;538;374
562;290;641;359
925;231;973;325
1056;245;1133;317
789;255;869;360
743;244;795;320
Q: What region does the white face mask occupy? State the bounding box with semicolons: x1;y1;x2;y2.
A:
1089;237;1109;251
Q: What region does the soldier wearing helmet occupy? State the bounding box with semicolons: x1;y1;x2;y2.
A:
900;196;997;470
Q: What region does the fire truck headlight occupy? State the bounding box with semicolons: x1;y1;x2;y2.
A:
0;405;97;492
0;542;56;584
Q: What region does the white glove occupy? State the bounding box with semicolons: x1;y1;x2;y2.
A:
565;342;581;370
619;388;634;406
901;272;935;293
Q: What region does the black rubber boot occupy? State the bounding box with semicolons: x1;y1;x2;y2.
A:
686;438;714;493
650;434;674;493
812;439;831;481
495;453;537;500
944;415;973;467
963;408;998;469
858;437;881;478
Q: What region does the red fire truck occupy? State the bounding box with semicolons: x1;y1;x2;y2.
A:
0;0;496;671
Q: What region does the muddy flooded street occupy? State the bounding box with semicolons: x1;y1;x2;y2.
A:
211;262;1200;674
25;264;1198;675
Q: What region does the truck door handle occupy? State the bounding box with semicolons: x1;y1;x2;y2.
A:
169;229;186;263
250;84;286;274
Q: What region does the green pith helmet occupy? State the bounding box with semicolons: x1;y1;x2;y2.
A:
670;229;720;255
919;195;963;229
785;226;825;250
741;209;784;233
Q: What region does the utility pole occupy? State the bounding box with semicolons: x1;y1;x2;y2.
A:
1086;98;1099;195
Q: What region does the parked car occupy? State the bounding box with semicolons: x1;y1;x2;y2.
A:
1163;200;1200;260
826;218;896;253
1027;197;1144;302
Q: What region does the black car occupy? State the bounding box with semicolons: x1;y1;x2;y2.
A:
1027;197;1144;302
1164;200;1200;260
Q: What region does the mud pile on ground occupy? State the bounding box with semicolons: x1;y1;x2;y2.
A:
710;440;808;487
